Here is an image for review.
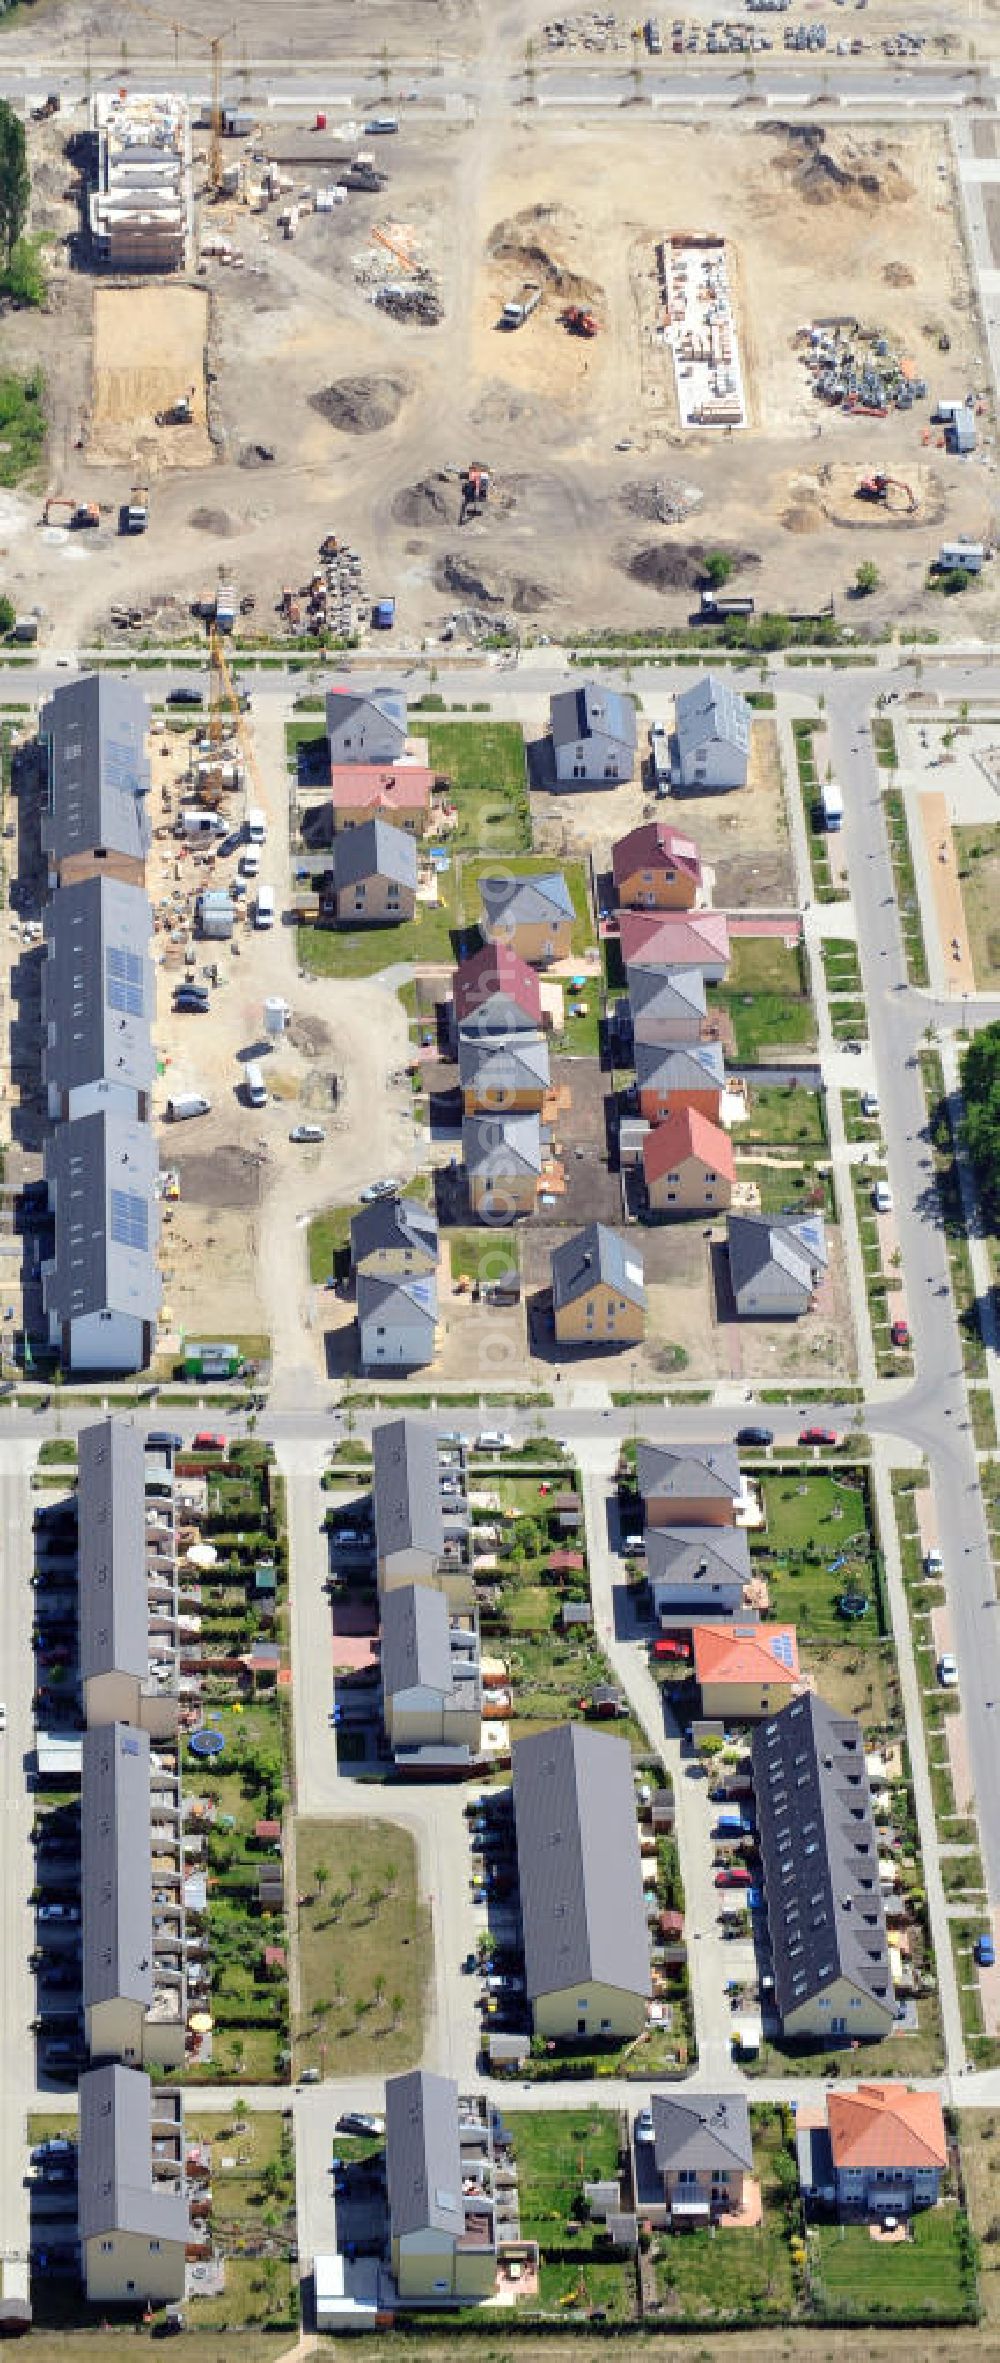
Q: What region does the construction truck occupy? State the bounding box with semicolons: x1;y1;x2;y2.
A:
121;482;149;535
500;281;541;330
459;463;490;524
561;305;598;338
155;394;193;426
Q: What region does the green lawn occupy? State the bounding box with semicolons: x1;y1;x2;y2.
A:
821;938;863;994
813;2207;977;2323
753;1469;880;1638
511;2110;622;2249
297;879;459;977
308;1202;359;1281
458;856;594;958
424;720;530;852
294;1817;432;2077
450;1229;518;1285
734;1083;826;1150
652;2114;797;2323
0;367;45;487
535;2261;634;2319
553;974;603;1058
733;1160;833;1221
955;822;1000;990
711;936;816;1058
184;2110;295;2236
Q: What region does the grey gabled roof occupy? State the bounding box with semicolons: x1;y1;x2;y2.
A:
78;2065;190;2247
628;965;708;1026
78;1417;149;1687
325;683;406;740
81;1721;154;2018
674;674;751;761
512;1722;651;2005
373;1417;444;1562
43;1109;161;1328
727;1211;828;1302
458;1033;551;1097
549;683;638;753
637;1442;742;1509
357;1269;437;1340
635;1039;725;1092
333;816;418;891
386;2068;466;2241
42;875;155;1102
751;1692;894;2023
646;1524;752;1590
40;675;151;866
479;870;574;930
350;1194;439;1270
651;2091;753;2176
551;1223;645;1312
381;1581;454;1701
462;1110;543;1176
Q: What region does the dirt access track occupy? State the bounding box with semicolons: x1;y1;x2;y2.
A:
1;103;992;648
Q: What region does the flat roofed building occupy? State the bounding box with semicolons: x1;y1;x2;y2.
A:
43;875;155;1123
386;2068;497;2302
512;1721;651;2039
751;1692;895;2042
41;675;151;888
78;2065;189;2306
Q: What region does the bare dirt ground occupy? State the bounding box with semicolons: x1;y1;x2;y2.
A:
88;286;212;468
2;109;993;649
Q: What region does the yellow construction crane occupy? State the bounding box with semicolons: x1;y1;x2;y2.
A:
127;2;232;193
210;626;266;819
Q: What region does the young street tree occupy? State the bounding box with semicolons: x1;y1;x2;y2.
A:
854;560;881;597
0;104;29;267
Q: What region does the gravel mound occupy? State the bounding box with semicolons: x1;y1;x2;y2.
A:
309;374;411;434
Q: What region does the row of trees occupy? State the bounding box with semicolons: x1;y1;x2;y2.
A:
962;1021;1000;1232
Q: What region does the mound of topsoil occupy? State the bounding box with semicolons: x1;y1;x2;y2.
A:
310;374;411;434
188;507;237;536
622;542;760;593
770;126;914;207
487;203;600;305
391;475;453;528
436;551;548;614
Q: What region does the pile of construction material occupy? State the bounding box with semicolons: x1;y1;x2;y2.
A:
796;319;928;416
279;535;367;637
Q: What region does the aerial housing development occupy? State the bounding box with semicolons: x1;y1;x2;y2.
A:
1;0;1000;2347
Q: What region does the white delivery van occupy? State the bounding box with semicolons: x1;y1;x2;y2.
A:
181;808;227;839
244;1063;268;1109
245;807;267;845
166;1092;211;1121
254;885;276;929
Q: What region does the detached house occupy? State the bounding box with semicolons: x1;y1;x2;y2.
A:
357;1271;438;1373
463;1110;542;1220
619;908;730;981
478;871;575;967
328;763;432;836
635;1038;725;1125
612;821;702;911
727;1211;828;1320
673;674;752;793
647;1525;751;1623
326;683;407;766
329;817;417;926
643;1106;734;1214
635;2092;754;2227
627;964;708;1048
693;1622;800;1720
751;1692;895;2042
551;1223;645;1348
351;1195;439;1281
453;944;543;1041
638;1442;742;1529
797;2084;948;2220
550;682;637;787
459;1033;550;1116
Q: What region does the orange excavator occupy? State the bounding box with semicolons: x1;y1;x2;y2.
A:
855;473;918;514
459;462;490;524
41;494;100;528
561;304;599;338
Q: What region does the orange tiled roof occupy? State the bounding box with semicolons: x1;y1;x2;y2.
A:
827;2084;947;2171
643;1105;736;1187
692;1622;799;1687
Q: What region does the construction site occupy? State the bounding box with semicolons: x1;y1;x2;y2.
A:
0;92;994;644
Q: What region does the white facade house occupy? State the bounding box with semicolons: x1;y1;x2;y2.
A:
673;675;751;792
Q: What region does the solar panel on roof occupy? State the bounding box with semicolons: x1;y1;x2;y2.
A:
104;735;141;791
106;946;144;1015
771;1633;795;1669
109;1188;149;1252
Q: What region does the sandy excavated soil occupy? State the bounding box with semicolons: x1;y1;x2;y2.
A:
88;286;212;468
3;108;994;648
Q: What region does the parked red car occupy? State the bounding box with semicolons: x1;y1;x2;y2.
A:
798;1426;839;1448
890;1319;911;1348
715;1866;752;1888
652;1638;690;1662
193;1431;227;1452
